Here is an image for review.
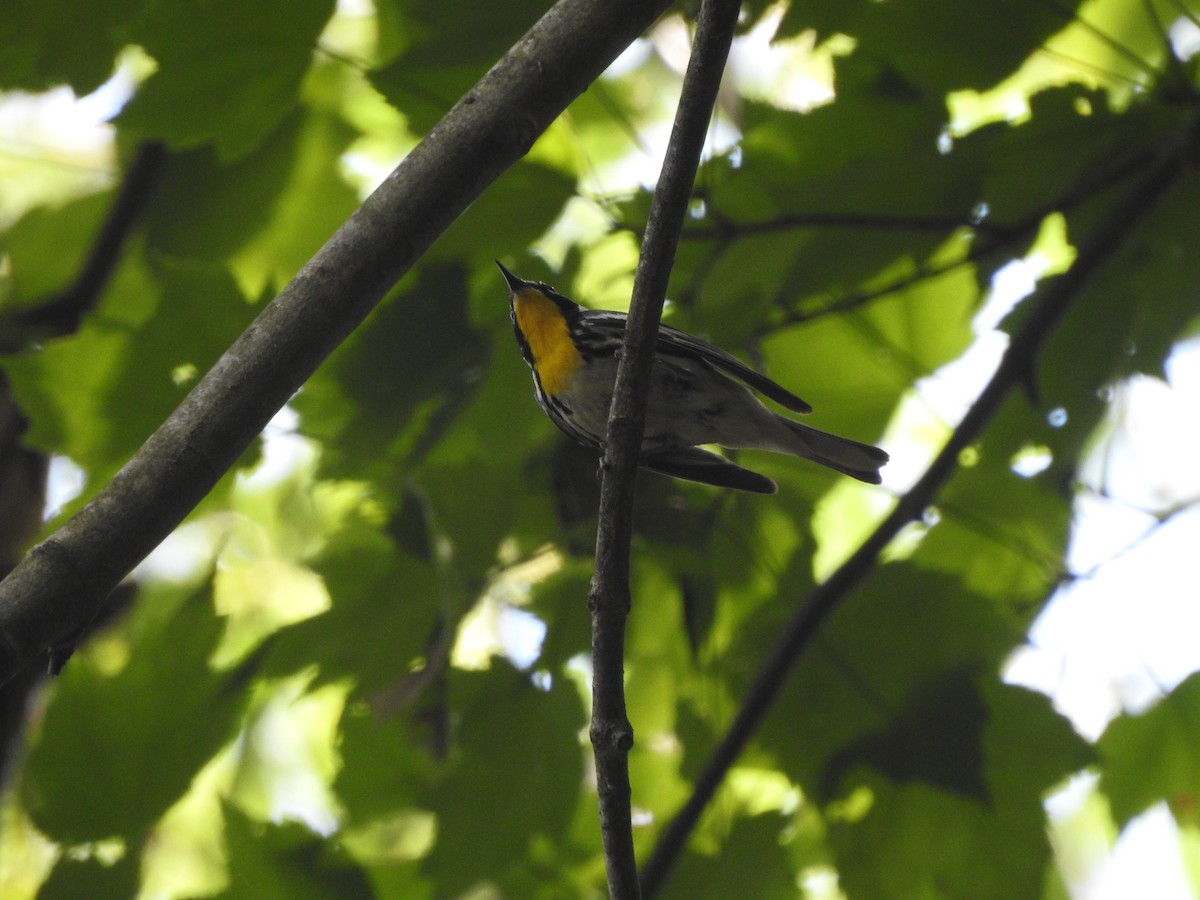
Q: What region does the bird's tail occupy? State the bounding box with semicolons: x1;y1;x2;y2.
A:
775;418;889;484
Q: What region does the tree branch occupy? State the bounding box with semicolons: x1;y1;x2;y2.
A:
0;0;675;684
638;105;1200;900
587;1;742;897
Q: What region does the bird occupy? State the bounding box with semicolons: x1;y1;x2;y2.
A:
498;262;888;494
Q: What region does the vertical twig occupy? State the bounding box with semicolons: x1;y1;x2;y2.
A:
587;1;743;897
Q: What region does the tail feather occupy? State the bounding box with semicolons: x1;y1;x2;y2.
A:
642;447;778;494
778;419;889;484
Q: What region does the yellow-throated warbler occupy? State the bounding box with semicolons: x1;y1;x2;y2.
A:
499;262;888;494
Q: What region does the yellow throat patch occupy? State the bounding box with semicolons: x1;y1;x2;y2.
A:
513;288;582;396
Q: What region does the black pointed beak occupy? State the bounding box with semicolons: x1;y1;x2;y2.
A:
495;261;526;294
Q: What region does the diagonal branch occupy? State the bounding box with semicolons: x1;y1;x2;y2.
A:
587;1;743;896
638;105;1200;900
0;0;675;685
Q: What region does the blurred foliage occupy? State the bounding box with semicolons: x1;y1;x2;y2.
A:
3;0;1200;897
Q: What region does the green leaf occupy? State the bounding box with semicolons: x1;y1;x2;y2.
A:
144;98;360;293
658;99;983;456
1033;0;1197;94
757;243;976;451
36;853;140;900
335;707;437;823
829;777;1022;900
261;511;446;696
369;0;547;132
432;162;575;266
122;0;338;159
222;806;374;899
5;255;257;488
665;813;797;899
1;191;112;305
829;681;1093;900
1027;167;1200;470
912;424;1073;603
295;264;491;492
0;0;140;92
421;666;585;894
754;566;1022;793
782;0;1083;92
821;665;991;804
22;580;253;844
967;88;1184;226
736;564;1085;898
724;96;977;222
1099;672;1200;827
528;564;594;673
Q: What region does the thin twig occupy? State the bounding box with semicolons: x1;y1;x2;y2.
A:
588;1;743;897
639;103;1200;900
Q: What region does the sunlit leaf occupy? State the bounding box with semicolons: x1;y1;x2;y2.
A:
261;511;447;696
782;0;1084;91
1099;672;1200;828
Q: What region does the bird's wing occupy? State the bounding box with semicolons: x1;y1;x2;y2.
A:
656;324;812;414
642;446;777;494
